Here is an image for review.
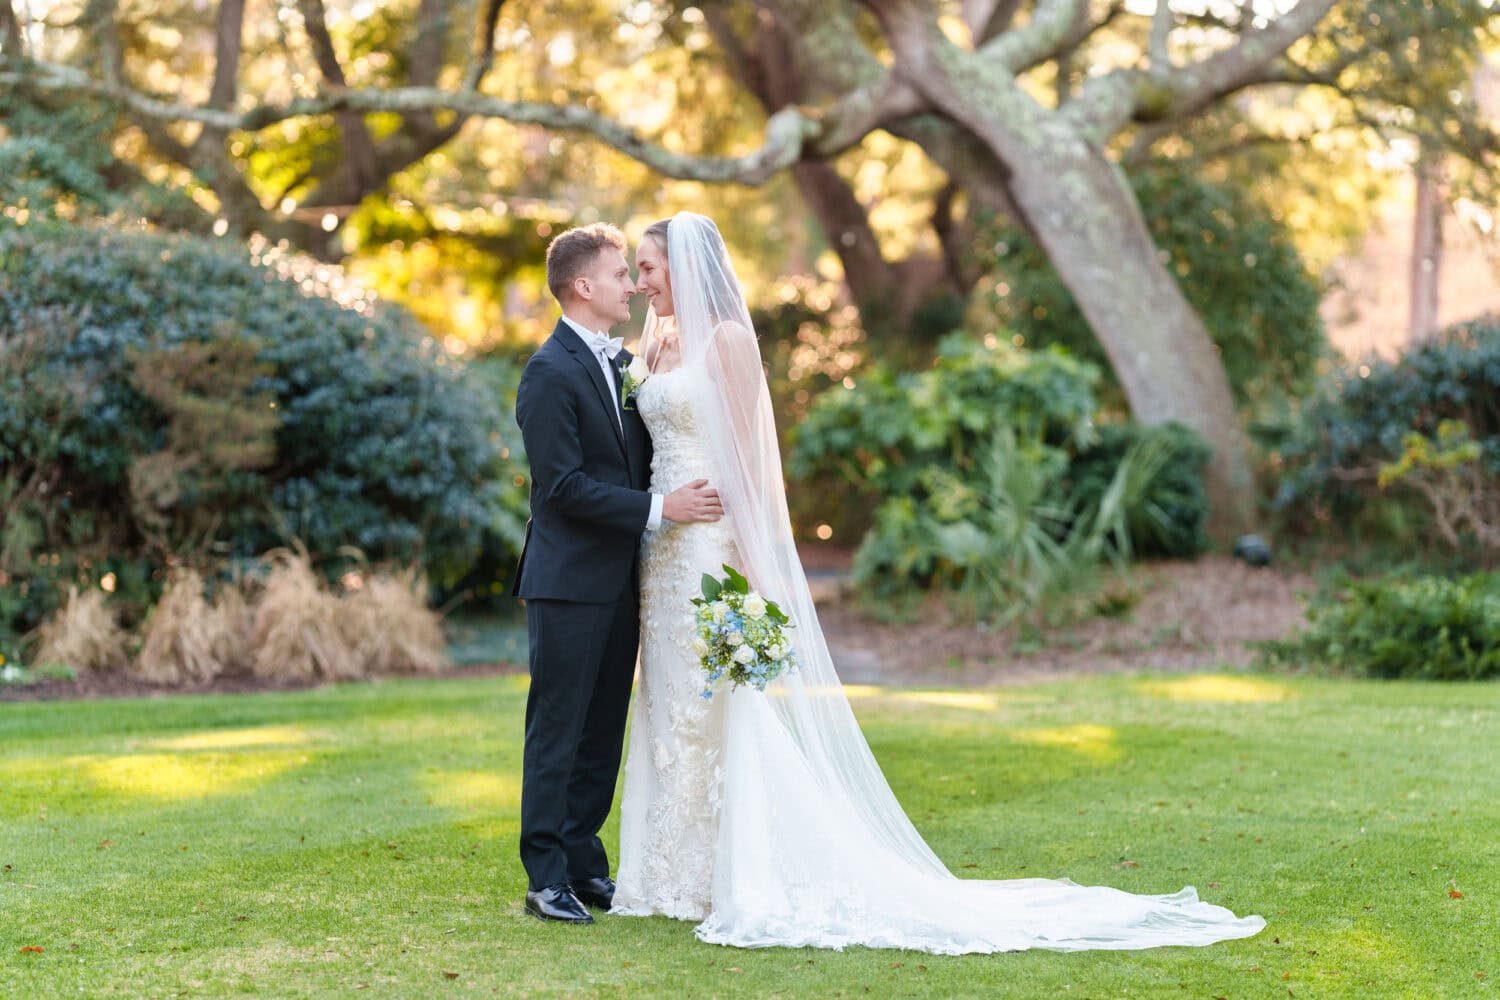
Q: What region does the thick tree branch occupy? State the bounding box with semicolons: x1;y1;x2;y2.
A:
461;0;506;90
759;0;886;93
409;0;448;88
704;4;909;316
962;0;1024;45
1147;0;1337;122
82;0;123;87
1;0;24;59
1061;0;1335;143
808;73;926;155
207;0;244;110
976;0;1087;73
297;0;379;200
1026;0;1125;76
1;59;823;185
1148;0;1172;74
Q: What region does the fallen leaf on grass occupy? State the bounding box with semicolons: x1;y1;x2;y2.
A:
97;840;114;850
726;967;744;974
1449;889;1464;899
20;946;43;953
1207;881;1222;888
1114;860;1140;869
442;970;459;979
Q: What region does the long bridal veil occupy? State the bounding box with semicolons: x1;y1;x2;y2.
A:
636;211;1265;952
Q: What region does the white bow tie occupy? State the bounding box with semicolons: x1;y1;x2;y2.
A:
582;331;624;360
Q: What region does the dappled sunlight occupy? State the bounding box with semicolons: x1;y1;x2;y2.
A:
1010;724;1120;762
80;750;309;800
423;770;522;813
1139;675;1295;704
842;683;884;699
894;691;1002;712
843;684;1040;712
148;724;315;751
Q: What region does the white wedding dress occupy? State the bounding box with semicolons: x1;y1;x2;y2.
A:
612;363;1266;953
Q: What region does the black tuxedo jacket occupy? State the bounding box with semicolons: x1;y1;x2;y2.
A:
512;319;654;603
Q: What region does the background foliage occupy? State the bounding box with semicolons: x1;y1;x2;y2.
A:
978;161;1328;409
0;223;524;641
788;334;1212;616
1262;570;1500;681
1273;317;1500;561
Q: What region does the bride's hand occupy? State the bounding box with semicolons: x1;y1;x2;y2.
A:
650;333;681;373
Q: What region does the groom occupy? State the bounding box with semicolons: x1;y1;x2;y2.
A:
512;223;722;923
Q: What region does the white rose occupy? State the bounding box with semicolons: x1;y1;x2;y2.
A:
627;355;650;382
691;636;710;657
732;645;756;665
742;594;767;619
769;644;787;660
725;630;745;647
710;600;730;622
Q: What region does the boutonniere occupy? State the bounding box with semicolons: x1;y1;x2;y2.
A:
620;355;651;410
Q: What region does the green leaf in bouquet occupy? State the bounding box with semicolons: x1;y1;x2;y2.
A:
765;600;789;624
701;574;723;601
723;564;750;595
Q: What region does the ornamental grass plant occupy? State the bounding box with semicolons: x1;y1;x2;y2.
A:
134;570;253;684
30;587;129;673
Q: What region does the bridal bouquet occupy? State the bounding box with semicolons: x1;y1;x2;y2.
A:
692;564;796;698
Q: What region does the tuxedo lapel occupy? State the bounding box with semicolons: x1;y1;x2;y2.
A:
552;319;627;458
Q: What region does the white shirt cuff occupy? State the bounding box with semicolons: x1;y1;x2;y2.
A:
647;493;664;531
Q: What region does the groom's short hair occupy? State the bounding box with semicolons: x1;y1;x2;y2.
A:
546;223;628;304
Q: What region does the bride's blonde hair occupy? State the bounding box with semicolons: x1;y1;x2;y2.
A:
642;219;671;257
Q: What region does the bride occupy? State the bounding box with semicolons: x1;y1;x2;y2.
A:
610;211;1264;953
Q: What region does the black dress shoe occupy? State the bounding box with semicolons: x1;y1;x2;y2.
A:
571;875;616;911
524;883;593;924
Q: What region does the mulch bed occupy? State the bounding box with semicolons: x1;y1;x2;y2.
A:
816;555;1313;687
3;555;1310;702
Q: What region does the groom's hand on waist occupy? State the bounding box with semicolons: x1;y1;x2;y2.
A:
663;480;723;523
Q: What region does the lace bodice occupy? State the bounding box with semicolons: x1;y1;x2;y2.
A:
632;367;720;495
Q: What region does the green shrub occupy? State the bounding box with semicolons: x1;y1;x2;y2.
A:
1274;317;1500;557
789;333;1212;614
1261;572;1500;680
0;222;519;633
441;349;532;605
1066;423;1212;559
788;332;1099;496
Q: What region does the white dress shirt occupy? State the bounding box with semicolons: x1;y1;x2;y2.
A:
560;313;664;531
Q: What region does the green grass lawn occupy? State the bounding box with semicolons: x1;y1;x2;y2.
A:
2;673;1495;998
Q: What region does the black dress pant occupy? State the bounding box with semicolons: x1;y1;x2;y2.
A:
518;588;639;891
